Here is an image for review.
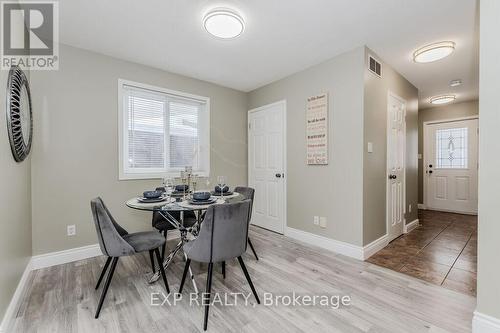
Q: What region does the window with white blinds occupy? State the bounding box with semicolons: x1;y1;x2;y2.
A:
118;80;210;179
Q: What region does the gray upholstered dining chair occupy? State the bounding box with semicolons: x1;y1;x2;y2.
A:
91;197;170;318
234;186;259;260
178;200;260;331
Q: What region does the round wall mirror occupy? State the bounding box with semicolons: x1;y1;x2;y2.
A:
6;66;33;162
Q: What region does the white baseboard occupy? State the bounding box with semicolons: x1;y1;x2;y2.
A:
0;258;33;333
404;219;419;233
473;311;500;333
284;227;390;261
285;227;364;260
31;244;102;270
362;234;389;260
1;244;104;330
418;203;426;210
432;208;477;215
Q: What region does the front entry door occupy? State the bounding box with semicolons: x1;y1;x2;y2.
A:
425;118;478;214
387;94;406;241
248;101;286;234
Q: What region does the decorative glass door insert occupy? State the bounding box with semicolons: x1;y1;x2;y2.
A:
435;127;468;169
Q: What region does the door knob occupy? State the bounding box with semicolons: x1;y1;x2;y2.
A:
429;170;433;174
388;175;397;179
275;173;282;178
428;164;433;168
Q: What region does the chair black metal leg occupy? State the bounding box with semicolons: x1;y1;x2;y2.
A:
149;250;156;274
154;248;170;293
95;257;118;318
161;230;168;260
248;238;259;260
203;262;213;331
95;257;112;290
237;256;260;304
222;261;226;279
179;258;191;293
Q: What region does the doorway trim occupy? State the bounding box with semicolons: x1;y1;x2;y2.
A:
386;91;407;241
247;100;287;234
422;115;479;214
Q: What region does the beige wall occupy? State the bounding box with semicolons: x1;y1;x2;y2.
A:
475;0;500;325
0;69;33;324
0;17;32;323
30;44;248;255
417;100;479;204
363;48;419;245
248;47;366;246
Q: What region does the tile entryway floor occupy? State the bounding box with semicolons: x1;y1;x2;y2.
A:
367;210;477;296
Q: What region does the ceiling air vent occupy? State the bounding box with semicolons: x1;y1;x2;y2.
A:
369;55;381;77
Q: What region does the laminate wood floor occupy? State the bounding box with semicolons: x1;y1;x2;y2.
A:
10;226;475;333
368;210;477;296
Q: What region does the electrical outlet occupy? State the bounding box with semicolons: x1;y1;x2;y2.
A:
313;216;320;226
67;225;76;236
319;217;327;228
408;204;412;213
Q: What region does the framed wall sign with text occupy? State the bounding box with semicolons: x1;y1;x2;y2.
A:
306;93;328;165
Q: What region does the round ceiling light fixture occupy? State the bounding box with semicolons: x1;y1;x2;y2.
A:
203;8;244;39
430;94;456;105
413;41;455;63
449;79;462;87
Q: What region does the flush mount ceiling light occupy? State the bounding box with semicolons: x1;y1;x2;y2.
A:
449;79;462;87
413;41;455;63
430;94;456;105
203;8;244;39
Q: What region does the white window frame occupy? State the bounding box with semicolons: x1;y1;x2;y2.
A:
118;79;210;180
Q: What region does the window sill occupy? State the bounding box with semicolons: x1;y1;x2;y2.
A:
119;171;209;181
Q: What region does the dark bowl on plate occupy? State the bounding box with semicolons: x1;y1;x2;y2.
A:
192;191;211;201
175;184;189;192
143;190;163;199
214;185;229;193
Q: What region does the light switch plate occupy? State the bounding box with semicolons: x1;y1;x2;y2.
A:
319;217;327;228
418;153;422;159
367;142;373;153
313;216;319;225
67;225;76;236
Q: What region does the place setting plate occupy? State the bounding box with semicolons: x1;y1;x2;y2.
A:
178;197;224;209
187;197;218;205
137;196;170;203
211;191;234;196
210;191;240;199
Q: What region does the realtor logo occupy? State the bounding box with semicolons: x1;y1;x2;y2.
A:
1;1;59;69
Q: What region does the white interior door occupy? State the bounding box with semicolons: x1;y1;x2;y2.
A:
248;101;286;234
424;118;478;214
387;93;406;241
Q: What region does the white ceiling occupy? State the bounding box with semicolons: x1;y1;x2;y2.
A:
59;0;479;109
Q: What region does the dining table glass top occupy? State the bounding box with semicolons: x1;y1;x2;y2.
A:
125;191;244;212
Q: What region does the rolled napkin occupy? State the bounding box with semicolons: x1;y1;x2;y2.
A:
214;185;229;193
155;187;166;193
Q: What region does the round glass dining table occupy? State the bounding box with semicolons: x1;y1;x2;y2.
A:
125;192;244;291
